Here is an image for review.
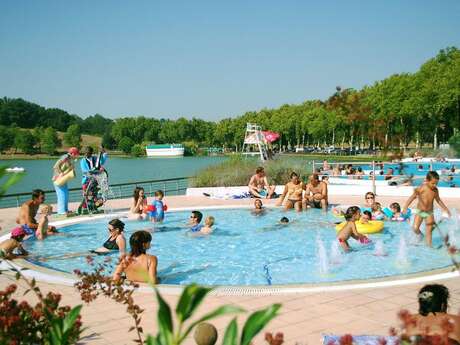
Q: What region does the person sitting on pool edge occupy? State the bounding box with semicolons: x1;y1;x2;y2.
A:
276;171;304;212
248;167;276;199
189;210;204;232
17;189;57;236
304;173;328;210
113;230;158;284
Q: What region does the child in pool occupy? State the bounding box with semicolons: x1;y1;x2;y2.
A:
360;210;372;224
389;202;405;221
371;202;384;220
402;171;451;247
200;216;215;235
150;190;166;223
0;226;28;259
36;204;53;240
337;206;368;252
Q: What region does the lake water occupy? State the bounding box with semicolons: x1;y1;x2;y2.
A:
0;156;227;194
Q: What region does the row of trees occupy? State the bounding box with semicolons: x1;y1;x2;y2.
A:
1;47;459;155
0;125;81;155
94;47;460;153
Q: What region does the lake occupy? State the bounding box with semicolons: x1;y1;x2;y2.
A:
0;156;227;194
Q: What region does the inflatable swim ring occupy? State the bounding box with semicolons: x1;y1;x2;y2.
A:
382;207;411;221
335;220;384;234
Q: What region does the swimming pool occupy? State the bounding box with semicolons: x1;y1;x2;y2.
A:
24;208;460;286
329;162;460;187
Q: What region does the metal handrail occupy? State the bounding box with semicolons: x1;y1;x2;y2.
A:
1;176;190;198
0;176;190;209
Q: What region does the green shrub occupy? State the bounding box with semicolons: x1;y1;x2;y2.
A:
191;155;312;187
131;144;145;157
449;133;460;156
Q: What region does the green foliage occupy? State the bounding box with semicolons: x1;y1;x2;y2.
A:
0;125;15;152
147;283;279;345
130;144;145;157
42;127;61;155
0;166;23;197
192;155;311;187
1;47;460;153
14;129;37;154
101;129;116;149
63;124;82;149
222;304;281;345
449;133;460;155
118;137;134;154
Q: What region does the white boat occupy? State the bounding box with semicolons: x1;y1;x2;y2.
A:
145;144;184;157
5;167;25;173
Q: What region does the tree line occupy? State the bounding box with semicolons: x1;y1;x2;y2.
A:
1;47;459;156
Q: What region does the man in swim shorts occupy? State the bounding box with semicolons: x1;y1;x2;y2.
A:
248;167;276;199
304;173;328;210
17;189;56;235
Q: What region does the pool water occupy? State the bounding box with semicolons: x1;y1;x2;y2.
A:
25;208;460;286
332;162;460;187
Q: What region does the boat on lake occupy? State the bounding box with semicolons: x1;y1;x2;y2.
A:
5;167;25;173
145;144;184;157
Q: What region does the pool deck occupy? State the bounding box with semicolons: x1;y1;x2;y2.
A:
1;194;460;345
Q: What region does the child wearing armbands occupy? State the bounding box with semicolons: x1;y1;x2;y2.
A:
371;202;385;220
149;190;167;223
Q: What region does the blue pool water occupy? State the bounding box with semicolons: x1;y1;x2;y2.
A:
25;208;460;286
332;162;460;187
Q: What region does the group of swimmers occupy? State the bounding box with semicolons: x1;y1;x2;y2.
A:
248;167;452;251
335;171;452;251
0;165;454;286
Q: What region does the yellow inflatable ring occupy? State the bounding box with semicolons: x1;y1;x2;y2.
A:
335;220;384;234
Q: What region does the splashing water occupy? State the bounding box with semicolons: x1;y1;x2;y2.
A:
396;236;409;266
316;236;330;275
374;239;387;256
330;241;343;265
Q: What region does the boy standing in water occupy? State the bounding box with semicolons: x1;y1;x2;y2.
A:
402;171;451;247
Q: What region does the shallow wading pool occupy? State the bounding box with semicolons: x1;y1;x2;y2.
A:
24;208;460;286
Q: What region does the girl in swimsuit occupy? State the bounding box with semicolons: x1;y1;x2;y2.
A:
113;230;158;284
404;284;460;344
130;187;148;220
277;172;304;211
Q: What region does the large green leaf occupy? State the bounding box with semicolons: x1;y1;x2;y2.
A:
221;318;238;345
240;304;281;345
155;288;174;345
176;284;212;323
62;305;82;335
180;305;245;343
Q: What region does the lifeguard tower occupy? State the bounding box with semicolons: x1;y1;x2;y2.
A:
242;123;269;162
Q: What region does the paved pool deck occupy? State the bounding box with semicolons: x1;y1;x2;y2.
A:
1;194;460;345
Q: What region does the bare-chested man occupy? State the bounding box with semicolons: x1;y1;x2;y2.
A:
248;167;275;199
403;171;451;247
17;189;56;235
304;173;328;210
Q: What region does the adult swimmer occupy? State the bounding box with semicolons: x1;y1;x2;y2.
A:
113;230;158;284
37;219;126;261
332;191;378;217
304;173;328;210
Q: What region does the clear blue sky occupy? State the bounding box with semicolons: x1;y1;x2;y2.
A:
1;0;459;121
